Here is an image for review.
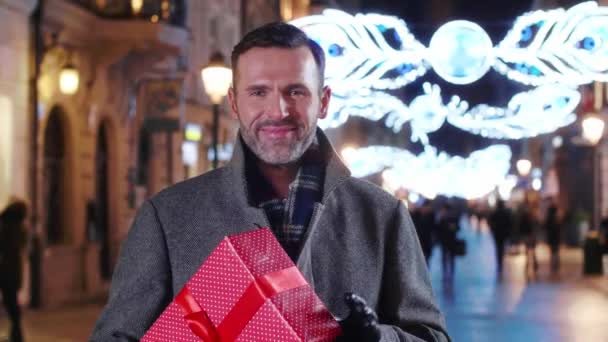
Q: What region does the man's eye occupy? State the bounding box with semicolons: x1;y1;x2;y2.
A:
250;90;265;97
289;89;305;96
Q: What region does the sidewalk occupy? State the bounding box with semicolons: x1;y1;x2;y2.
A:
0;300;104;342
430;218;608;342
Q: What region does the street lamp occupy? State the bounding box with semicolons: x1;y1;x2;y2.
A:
581;111;606;275
582;114;605;146
516;158;532;177
58;62;79;95
131;0;143;15
201;52;232;169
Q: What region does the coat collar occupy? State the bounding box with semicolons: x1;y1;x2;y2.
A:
227;128;351;207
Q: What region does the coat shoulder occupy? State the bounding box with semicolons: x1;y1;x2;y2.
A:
149;167;231;207
332;177;401;212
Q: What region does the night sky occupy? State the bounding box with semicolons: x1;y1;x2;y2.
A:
360;0;535;40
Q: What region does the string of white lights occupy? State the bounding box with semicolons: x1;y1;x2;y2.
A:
324;83;578;140
494;1;608;86
446;84;579;139
341;144;512;199
291;9;427;90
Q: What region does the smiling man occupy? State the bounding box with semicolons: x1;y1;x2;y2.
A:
91;22;449;341
232;46;326;165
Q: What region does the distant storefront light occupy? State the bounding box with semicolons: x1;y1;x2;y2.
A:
582;115;605;145
184;123;202;142
207;143;234;162
516;159;532;177
182;141;198;167
531;168;542;179
552;136;563;148
131;0;143;15
532;178;542;191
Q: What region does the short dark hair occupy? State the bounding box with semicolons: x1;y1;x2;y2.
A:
231;22;326;90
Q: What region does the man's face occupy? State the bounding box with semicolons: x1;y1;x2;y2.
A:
229;46;331;165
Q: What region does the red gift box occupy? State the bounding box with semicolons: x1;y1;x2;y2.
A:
142;228;341;341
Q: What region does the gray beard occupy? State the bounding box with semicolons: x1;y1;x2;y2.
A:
241;128;317;166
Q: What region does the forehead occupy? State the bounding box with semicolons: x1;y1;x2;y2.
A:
235;46;318;87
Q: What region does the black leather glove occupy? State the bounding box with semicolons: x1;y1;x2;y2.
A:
336;292;382;342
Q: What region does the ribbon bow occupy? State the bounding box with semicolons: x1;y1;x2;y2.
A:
175;266;307;341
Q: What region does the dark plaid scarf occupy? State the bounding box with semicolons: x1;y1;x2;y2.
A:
247;143;325;261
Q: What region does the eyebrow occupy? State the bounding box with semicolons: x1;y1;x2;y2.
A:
244;83;311;91
285;83;309;91
244;84;271;92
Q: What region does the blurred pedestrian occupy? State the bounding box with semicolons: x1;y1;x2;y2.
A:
544;203;561;274
518;203;538;276
488;199;513;275
601;217;608;254
0;198;28;342
412;200;436;266
438;203;459;281
467;202;482;234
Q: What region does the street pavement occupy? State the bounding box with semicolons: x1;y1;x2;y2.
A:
430;218;608;342
1;217;607;341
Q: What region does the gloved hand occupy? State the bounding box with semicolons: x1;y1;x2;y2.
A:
336;292;381;342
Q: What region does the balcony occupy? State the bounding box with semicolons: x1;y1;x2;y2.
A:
44;0;189;58
68;0;186;27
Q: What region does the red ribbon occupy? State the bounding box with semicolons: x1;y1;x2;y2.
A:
175;266;307;341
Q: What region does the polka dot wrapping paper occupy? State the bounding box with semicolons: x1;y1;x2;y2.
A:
141;228;341;341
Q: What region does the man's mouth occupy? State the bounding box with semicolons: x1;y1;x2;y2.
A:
259;125;297;138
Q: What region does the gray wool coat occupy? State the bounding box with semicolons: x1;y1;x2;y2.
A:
90;129;450;341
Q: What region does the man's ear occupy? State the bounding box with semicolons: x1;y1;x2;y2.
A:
319;85;331;120
228;86;239;120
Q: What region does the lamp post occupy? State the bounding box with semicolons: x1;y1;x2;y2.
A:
516;158;532;177
582;113;605;231
581;82;606;275
201;52;232;169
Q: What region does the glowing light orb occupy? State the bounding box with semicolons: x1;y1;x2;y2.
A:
532;178;542;191
428;20;494;84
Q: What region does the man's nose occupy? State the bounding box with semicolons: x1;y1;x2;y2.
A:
267;93;289;120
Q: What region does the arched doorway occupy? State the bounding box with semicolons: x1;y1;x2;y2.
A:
95;121;111;279
43;108;66;245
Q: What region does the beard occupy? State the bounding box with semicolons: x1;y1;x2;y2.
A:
239;118;317;166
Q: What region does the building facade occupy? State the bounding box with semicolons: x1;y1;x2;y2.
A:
0;0;257;308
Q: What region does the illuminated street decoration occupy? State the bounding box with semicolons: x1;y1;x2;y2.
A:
494;1;608;86
292;2;608;87
345;145;512;200
291;9;426;90
324;88;413;132
326;83;578;140
428;20;494;84
446;84;579;139
290;2;606;199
